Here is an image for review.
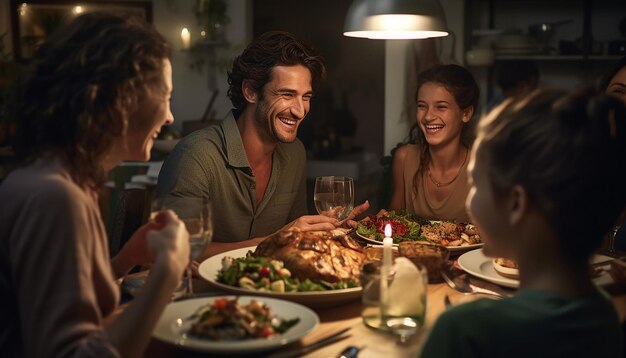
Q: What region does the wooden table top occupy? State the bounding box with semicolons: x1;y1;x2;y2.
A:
142;239;626;358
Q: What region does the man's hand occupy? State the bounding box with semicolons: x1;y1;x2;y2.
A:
343;200;370;228
283;215;339;232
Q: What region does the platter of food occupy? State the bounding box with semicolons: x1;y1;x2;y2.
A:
198;246;362;308
356;211;483;253
153;296;318;353
458;248;614;288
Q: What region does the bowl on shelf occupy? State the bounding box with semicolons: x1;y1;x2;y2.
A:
465;47;495;66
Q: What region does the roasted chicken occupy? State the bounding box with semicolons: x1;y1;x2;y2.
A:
253;228;365;283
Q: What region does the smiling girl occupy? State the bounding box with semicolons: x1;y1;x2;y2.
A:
389;64;479;222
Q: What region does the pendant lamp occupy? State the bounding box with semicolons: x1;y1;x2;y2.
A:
343;0;449;40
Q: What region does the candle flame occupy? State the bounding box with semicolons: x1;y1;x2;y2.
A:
384;223;392;238
181;28;191;49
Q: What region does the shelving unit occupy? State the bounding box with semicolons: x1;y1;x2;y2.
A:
463;0;626;102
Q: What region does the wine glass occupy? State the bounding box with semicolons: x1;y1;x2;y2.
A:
153;196;213;299
313;176;354;222
382;259;428;344
605;225;621;255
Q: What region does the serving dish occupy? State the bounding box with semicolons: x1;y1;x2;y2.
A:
356;232;483;253
198;247;362;308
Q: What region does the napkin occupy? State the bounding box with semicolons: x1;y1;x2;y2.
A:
385;257;427;317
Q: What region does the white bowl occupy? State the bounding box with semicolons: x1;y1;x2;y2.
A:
465;48;494;66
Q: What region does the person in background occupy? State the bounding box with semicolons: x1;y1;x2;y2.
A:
602;56;626;288
601;55;626;105
157;31;368;249
0;13;190;357
422;87;625;357
496;60;539;99
485;60;540;113
388;64;479;222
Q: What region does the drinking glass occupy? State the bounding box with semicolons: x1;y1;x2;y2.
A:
360;258;427;343
606;225;620;255
153;196;213;298
383;258;428;343
313;176;354;222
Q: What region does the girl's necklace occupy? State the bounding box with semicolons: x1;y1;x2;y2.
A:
427;148;468;188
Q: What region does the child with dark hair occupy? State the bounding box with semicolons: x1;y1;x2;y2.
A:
388;64;479;222
422;87;625;357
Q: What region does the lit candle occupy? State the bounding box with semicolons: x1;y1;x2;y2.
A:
181;28;191;49
383;223;393;270
380;223;393;316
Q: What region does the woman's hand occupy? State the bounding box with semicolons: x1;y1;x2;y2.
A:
147;210;190;277
111;217;165;278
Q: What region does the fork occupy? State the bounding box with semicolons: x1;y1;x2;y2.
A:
441;269;505;298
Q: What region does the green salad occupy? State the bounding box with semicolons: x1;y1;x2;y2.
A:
356;209;425;243
217;252;359;292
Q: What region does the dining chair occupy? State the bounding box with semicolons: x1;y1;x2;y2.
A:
108;187;150;257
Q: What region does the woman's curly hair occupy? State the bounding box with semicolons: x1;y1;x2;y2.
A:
15;12;170;188
227;31;326;118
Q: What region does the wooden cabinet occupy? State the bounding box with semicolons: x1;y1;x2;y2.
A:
463;0;625;102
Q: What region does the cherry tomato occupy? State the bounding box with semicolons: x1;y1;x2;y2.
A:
258;266;271;277
258;325;274;338
211;298;228;310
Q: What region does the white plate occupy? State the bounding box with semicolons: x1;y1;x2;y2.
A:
458;248;614;288
355;232;483;253
198;247;362;308
153;296;318;353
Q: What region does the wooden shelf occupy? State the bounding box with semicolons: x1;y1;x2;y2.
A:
494;54;623;61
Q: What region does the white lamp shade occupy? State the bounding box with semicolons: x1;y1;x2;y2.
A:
344;0;449;40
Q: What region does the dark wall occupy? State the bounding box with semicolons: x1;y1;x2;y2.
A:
252;0;385;158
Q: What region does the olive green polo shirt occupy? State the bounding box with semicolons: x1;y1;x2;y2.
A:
156;112;308;242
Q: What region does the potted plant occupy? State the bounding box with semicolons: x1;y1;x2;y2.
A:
194;0;230;42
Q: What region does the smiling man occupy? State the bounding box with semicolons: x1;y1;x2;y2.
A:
157;31;346;244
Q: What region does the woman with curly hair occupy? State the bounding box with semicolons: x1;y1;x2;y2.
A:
389;64;479;222
0;13;189;357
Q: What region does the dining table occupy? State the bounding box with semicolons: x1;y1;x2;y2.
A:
141;238;626;358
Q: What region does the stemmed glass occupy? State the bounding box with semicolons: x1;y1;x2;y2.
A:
153;196;213;299
605;225;621;255
382;260;428;344
313;176;354;223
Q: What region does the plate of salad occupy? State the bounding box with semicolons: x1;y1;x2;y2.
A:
356;210;483;253
198;247;362;308
153;295;318;353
